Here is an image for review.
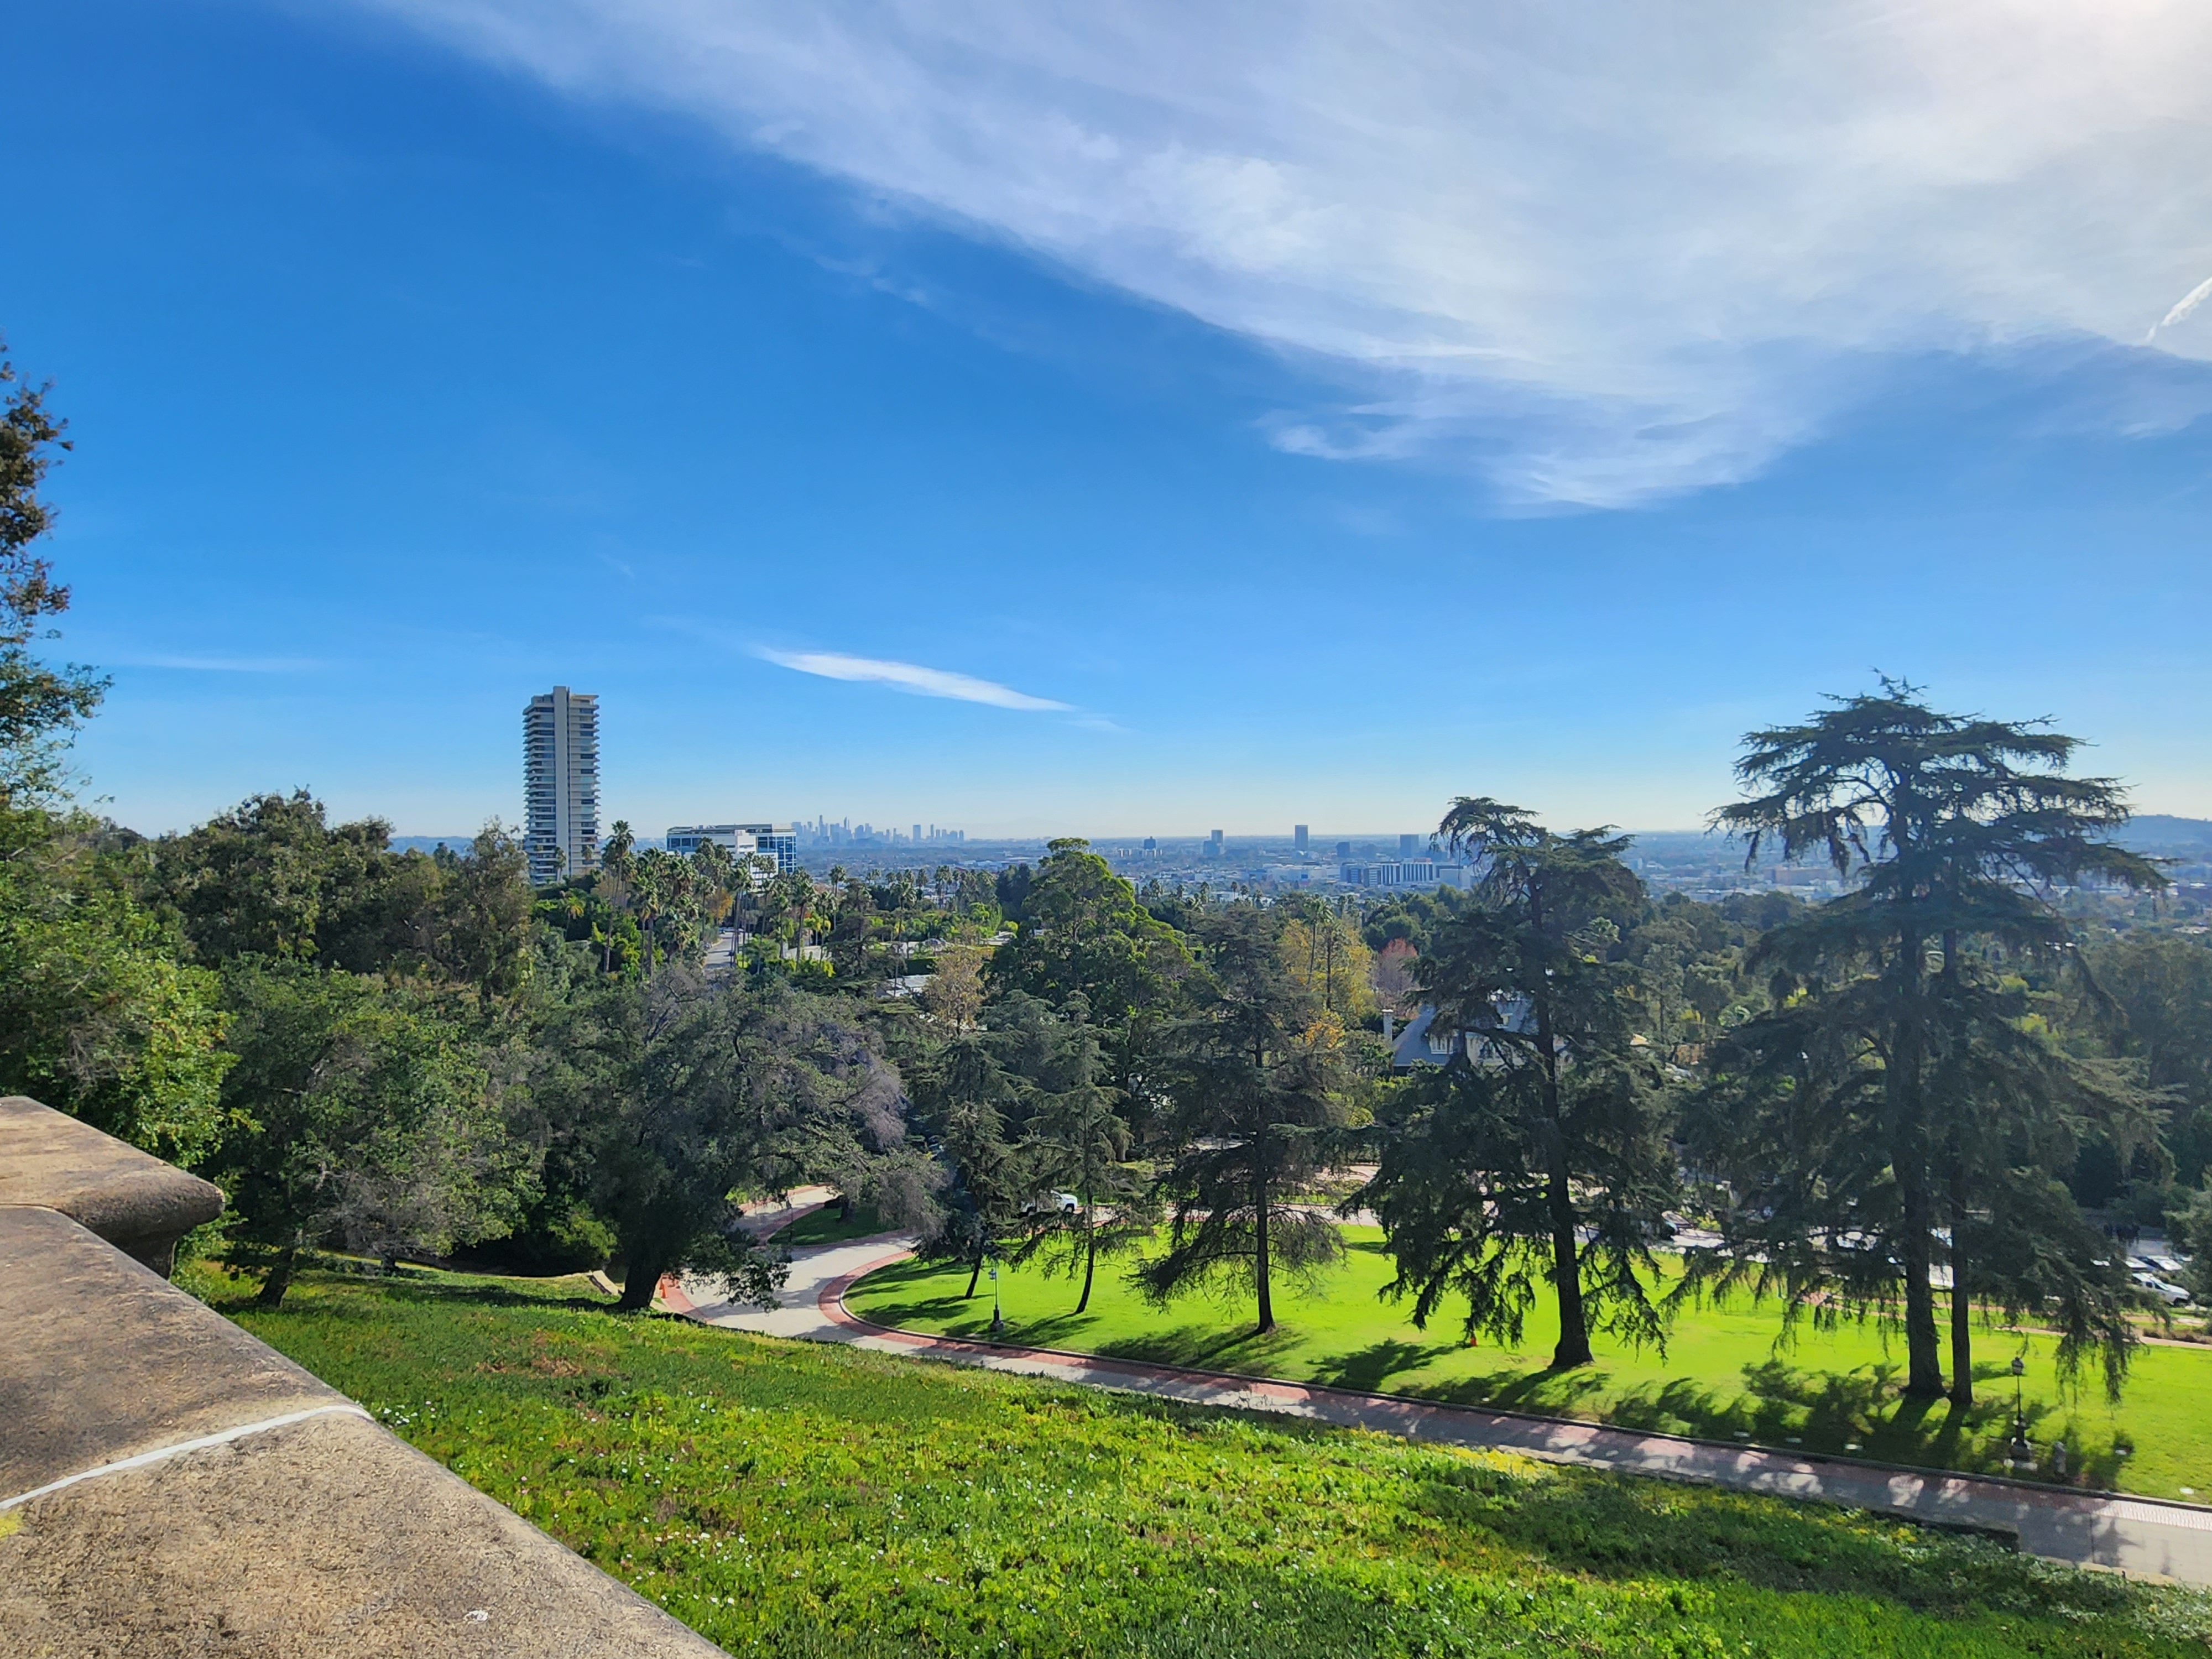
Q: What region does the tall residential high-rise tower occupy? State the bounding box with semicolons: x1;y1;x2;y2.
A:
524;686;599;886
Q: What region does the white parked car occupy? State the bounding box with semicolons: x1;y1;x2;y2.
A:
2132;1269;2192;1307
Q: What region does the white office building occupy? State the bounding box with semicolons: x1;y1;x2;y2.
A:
737;822;797;874
665;824;756;859
524;686;599;886
665;822;797;876
1339;859;1466;890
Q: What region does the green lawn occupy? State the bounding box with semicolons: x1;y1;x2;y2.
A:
185;1261;2212;1658
778;1201;890;1248
846;1230;2212;1500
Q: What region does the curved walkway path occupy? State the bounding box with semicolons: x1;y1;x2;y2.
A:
675;1237;2212;1587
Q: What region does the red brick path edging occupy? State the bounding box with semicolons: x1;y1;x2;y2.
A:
810;1245;2212;1588
819;1248;1354;1407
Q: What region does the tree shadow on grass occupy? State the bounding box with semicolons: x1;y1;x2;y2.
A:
1559;1355;2064;1479
846;1289;995;1332
196;1248;623;1315
375;1279;616;1314
1577;1360;1914;1449
1091;1321;1314;1374
1387;1349;2077;1488
1310;1338;1462;1394
229;1269;615;1317
1407;1363;1615;1416
1403;1460;2143;1625
847;1291;1141;1358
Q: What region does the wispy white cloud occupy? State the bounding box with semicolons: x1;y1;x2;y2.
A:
113;653;325;673
350;1;2212;505
754;646;1070;711
2151;275;2212;341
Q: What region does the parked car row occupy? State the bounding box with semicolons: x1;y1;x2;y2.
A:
2130;1255;2193;1306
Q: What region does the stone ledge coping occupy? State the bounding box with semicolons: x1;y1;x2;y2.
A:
0;1207;344;1494
2;1407;727;1657
0;1201;725;1657
0;1095;225;1272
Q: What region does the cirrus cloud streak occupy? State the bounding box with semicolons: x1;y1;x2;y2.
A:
348;0;2212;506
754;646;1071;711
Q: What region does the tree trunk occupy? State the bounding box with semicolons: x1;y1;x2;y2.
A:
1076;1201;1097;1315
617;1247;667;1312
1528;929;1592;1370
1940;930;1973;1405
1254;1182;1274;1334
1948;1173;1974;1406
1888;946;1947;1399
1545;1154;1592;1369
1948;1261;1974;1407
255;1246;298;1309
966;1253;983;1300
1896;1162;1947;1396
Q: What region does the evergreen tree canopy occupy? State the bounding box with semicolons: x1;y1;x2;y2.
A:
990;838;1191;1141
907;1024;1028;1297
1689;682;2167;1401
1355;797;1671;1370
1142;907;1349;1334
536;969;908;1311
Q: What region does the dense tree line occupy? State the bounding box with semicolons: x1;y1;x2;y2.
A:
8;347;2212;1401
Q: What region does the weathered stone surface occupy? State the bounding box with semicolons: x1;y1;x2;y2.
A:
0;1411;727;1657
0;1147;726;1656
0;1206;343;1497
0;1094;224;1272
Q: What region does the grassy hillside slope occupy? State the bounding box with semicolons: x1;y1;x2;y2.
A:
194;1264;2212;1658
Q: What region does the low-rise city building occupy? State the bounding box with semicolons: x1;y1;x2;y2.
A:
665;822;798;875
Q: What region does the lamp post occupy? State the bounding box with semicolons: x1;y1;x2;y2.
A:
989;1260;1004;1337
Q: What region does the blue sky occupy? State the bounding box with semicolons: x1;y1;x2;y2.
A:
11;1;2212;839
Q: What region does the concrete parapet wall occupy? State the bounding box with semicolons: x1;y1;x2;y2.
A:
0;1094;227;1273
0;1095;728;1657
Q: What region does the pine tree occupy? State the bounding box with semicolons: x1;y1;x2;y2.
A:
1355;799;1673;1370
1142;907;1347;1334
1004;1001;1152;1314
1688;681;2165;1399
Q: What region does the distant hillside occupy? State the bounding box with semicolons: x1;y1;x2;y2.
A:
386;834;667;857
1629;818;2212;854
387;835;474;857
2120;816;2212;857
